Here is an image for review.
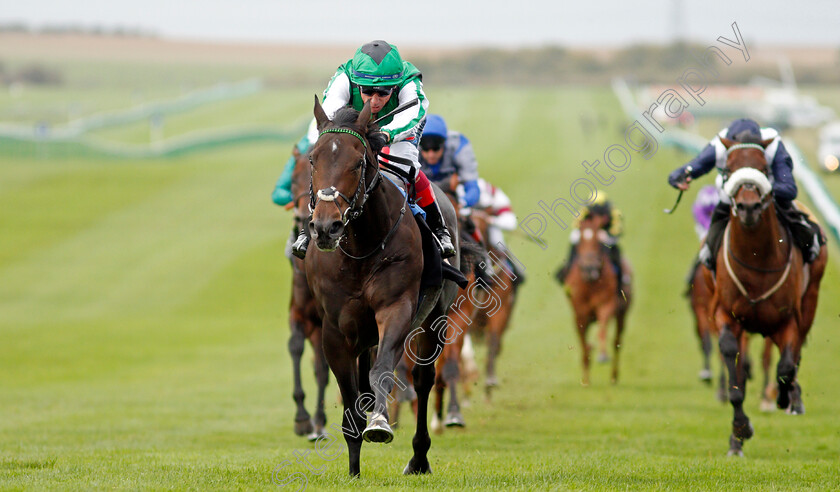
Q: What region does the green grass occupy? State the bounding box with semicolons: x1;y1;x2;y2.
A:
2;86;840;490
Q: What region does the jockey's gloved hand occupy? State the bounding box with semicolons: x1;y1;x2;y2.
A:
461;180;481;208
668;166;692;188
376;131;391;145
459;206;473;217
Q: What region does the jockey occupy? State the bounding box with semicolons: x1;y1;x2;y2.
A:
692;185;720;240
667;118;822;272
555;191;626;286
418;114;481;208
472;178;526;284
273;40;455;259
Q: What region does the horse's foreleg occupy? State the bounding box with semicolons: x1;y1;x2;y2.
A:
289;316;313;436
442;346;464;428
364;301;415;444
310;325;329;440
404;324;443;475
322;327;365;477
771;322;803;414
611;309;626;385
759;338;777;413
576;314;591;386
719;323;753;456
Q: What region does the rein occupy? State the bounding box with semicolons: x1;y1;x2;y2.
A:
722;222;794;305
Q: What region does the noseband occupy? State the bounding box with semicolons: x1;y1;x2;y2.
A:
309;127;381;224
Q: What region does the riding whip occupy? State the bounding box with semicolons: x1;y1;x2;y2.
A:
664;165;693;214
372;98;419;125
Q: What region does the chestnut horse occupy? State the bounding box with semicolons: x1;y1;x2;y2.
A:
563;214;632;385
712;138;827;456
286;146;329;440
305;99;461;477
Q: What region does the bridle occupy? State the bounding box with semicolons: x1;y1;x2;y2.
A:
721;144;793;304
308;126;409;260
309;127;381;224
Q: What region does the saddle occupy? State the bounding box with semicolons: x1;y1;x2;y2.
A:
381;171;467;290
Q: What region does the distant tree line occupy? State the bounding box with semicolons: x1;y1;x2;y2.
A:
0;61;63;86
411;43;840;85
0;22;156;37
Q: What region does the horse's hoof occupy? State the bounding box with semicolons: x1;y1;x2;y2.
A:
759;398;777;413
698;369;713;383
733;421;754;441
485;376;499;388
777;391;791;410
430;414;443;434
444;412;465;428
294;418;314;437
786;403;805;415
728;434;745;457
363;414;394;444
307;427;327;442
403;459;432;475
597;352;610;364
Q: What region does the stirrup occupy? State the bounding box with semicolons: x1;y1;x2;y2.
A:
291;231;309;259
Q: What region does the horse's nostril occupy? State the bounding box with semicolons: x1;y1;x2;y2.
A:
329;220;344;237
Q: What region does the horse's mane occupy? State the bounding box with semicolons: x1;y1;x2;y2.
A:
330;106;388;154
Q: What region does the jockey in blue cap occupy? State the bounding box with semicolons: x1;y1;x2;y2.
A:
667;118;823;272
418;114;481;208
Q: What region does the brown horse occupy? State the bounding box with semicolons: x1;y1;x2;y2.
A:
712;138;828;456
563;214;632;385
305;99;461;477
285;146;329;440
465;209;520;400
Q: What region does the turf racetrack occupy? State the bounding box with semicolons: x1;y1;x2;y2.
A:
2;86;839;490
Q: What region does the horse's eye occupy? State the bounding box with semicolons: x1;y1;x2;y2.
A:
356;159;364;170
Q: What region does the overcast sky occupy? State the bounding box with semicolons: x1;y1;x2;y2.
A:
3;0;839;48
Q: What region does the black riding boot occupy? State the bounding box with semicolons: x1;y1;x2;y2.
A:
555;243;577;285
291;217;310;259
699;203;731;272
776;201;821;263
422;201;456;259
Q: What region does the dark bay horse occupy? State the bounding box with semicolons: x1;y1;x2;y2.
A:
305;99;460;477
286;146;329;440
563;214;632;385
712;138;828;456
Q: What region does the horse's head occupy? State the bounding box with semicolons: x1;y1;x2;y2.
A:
576;215;608;283
720;136;774;229
307;97;384;252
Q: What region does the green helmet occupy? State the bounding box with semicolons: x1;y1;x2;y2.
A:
349;40;406;87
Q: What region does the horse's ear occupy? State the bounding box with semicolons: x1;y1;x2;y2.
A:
356;100;372;130
314;94;329;131
719;136;735;149
760;137;774;149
